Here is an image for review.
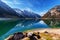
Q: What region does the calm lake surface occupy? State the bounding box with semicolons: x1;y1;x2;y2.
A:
0;19;60;40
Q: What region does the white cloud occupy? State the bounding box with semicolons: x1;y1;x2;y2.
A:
1;0;14;7
1;0;22;5
1;0;23;8
13;0;22;5
1;0;8;3
25;8;33;11
27;2;34;7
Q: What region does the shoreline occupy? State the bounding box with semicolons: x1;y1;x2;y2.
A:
26;28;60;34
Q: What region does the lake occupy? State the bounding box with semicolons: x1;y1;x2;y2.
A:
0;19;60;40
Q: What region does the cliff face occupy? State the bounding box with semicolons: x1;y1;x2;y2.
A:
42;5;60;19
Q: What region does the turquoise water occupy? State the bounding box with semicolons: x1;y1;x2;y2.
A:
0;19;60;40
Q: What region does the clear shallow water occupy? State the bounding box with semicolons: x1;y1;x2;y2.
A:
0;19;60;40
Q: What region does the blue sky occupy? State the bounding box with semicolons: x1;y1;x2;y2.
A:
1;0;60;16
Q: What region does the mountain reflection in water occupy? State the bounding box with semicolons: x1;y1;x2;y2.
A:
1;19;60;40
0;19;48;40
43;19;60;28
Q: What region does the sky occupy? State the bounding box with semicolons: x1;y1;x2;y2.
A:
1;0;60;16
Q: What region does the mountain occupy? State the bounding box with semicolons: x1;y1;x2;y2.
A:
23;10;41;18
0;1;41;18
0;1;23;18
14;8;25;18
14;8;41;18
42;5;60;19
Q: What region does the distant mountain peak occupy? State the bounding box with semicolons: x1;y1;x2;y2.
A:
14;8;22;11
14;8;41;18
23;10;32;13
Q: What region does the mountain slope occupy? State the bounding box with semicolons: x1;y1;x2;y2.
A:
0;1;23;18
42;5;60;19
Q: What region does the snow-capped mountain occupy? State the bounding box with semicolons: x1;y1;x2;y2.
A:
14;9;41;18
0;1;41;18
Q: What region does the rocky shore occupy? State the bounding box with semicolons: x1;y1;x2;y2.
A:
5;28;60;40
